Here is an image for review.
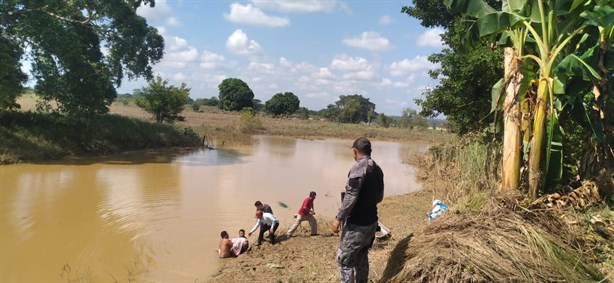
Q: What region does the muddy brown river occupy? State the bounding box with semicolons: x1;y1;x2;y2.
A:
1;136;428;281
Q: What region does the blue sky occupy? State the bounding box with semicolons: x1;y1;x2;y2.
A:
122;0;445;116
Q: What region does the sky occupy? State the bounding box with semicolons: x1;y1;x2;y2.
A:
120;0;445;116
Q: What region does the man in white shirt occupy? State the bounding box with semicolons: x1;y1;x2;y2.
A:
248;210;279;245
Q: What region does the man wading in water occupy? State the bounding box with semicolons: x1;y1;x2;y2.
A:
331;137;384;283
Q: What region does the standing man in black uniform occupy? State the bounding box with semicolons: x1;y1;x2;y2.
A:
331;137;384;283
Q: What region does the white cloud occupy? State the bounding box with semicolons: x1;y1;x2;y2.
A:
379;15;393;25
224;3;290;27
200;50;225;69
379;78;408;88
330;54;368;71
388;56;436;76
251;0;338;12
163;36;198;68
279;57;318;73
199;74;228;89
343;69;376;81
342;31;391;51
137;2;181;26
279;57;292;68
166;17;181;27
417;28;444;48
226;29;262;55
172;72;187;81
306;91;331;98
247;62;276;74
314;67;335;79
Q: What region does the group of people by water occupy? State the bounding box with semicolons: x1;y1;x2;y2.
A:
218;137;385;283
218;191;317;257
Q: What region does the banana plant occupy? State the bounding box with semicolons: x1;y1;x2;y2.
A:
444;0;612;198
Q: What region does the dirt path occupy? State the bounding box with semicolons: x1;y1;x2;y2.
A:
210;188;435;282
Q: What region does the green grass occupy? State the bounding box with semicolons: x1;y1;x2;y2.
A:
0;111;201;163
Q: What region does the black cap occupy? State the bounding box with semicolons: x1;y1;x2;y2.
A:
352;137;372;155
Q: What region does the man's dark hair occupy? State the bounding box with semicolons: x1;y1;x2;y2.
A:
220;231;229;238
309;191;317;197
239;229;245;233
254;201;263;207
352;137;372;155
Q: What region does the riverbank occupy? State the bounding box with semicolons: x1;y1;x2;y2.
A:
210;183;435;282
2;97;451;164
0;110;201;164
210;141;614;282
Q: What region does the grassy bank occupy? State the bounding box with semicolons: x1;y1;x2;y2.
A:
110;103;451;146
3;98;451;164
381;138;614;282
0;111;200;164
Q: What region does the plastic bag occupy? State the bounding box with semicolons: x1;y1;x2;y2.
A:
428;199;448;221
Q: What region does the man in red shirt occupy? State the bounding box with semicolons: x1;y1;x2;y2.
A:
286;191;318;237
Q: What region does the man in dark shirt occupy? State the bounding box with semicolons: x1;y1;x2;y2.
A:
254;200;273;214
331;137;384;283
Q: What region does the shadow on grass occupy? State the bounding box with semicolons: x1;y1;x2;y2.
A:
379;232;414;283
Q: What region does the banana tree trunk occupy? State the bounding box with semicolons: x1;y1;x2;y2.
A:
528;78;550;198
502;47;522;190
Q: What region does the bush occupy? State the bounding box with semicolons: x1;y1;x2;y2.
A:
236;107;263;133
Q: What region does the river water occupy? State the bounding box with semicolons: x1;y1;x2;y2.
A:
1;136;428;281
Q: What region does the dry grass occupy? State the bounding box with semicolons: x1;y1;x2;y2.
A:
383;141;614;283
381;192;608;283
109;103;451;147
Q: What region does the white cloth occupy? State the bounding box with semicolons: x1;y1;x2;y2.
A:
230;237;247;256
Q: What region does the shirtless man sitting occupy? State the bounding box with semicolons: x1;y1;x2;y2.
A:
218;231;233;258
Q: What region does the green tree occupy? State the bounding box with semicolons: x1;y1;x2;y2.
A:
399;108;415;129
445;0;614;197
0;35;27;111
323;94;376;123
195;96;220;107
400;108;429;129
297;107;310;120
376;113;394;128
320;104;340;122
404;0;503;134
135;76;190;123
218;78;254;111
252;99;264;112
1;0;164;116
265;92;300;117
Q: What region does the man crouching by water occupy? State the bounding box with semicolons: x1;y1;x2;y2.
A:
248;210;279;245
218;231;233;258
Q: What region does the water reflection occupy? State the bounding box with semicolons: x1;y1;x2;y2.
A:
1;136;428;281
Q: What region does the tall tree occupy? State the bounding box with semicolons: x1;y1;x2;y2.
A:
265;92;300;117
0;35;27;111
0;0;164;116
135;76;190;123
218;78;254;111
404;0;503;134
334;94;376;123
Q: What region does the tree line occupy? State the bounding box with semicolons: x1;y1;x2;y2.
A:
132;76;432;129
1;1;431;131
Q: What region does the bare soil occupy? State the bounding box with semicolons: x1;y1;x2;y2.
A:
209;188;435;282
